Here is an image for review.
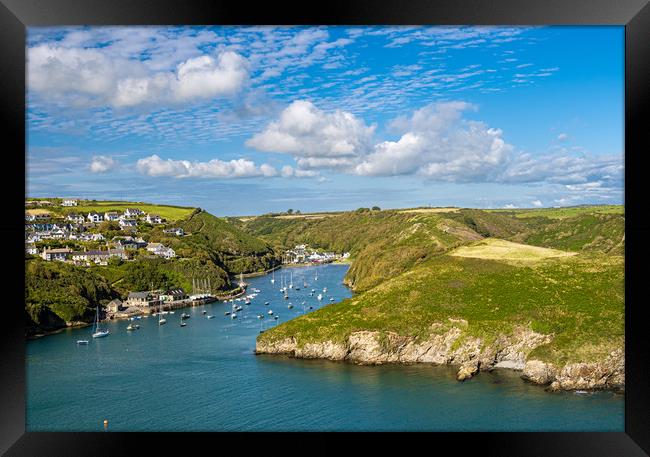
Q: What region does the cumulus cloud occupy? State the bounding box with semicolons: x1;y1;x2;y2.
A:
245;100;376;166
135;155;317;180
557;133;569;141
531;199;543;207
89;155;118;173
136;155;276;179
28;46;249;108
246;100;623;195
356;102;512;180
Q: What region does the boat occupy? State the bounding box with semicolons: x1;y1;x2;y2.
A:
224;311;231;316
317;294;323;301
315;271;318;281
245;297;251;305
264;302;270;306
284;294;289;300
289;271;293;289
287;304;293;309
231;313;237;319
126;323;139;331
206;315;214;319
271;269;275;284
330;297;335;301
158;307;167;325
76;340;89;345
202;309;207;315
303;281;308;288
180;318;187;327
323;287;327;293
268;310;273;315
181;313;191;319
91;306;110;338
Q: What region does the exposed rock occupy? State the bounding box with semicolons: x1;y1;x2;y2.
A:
548;349;624;391
457;362;479;381
522;360;557;385
255;326;624;392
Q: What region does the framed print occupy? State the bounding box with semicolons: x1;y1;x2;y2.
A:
1;0;649;454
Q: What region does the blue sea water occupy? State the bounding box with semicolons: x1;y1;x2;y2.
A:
26;264;623;431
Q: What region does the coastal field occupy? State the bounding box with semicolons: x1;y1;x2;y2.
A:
28;199;197;221
252;204;625;390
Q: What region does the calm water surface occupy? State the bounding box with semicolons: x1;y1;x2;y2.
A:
26;264;623;431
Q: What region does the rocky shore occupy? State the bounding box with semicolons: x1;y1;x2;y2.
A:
255;322;624;392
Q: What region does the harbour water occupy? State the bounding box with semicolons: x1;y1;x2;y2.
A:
26;263;623;431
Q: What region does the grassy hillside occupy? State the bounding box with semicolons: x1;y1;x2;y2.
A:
240;209;480;291
258;247;624;366
256;205;624;369
241;205;623;292
147;209;279;274
26;259;118;335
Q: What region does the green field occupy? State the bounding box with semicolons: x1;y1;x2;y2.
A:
254;204;625;369
487;204;624;219
27;199;197;221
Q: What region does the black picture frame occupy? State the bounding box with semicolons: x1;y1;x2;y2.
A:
1;0;648;454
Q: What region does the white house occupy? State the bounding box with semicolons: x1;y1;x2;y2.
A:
146;243;176;259
66;213;85;224
25;243;38;255
41;247;72;261
124;208;144;218
87;213;103;223
119;219;137;228
145;214;163;224
104;211;121;221
163;227;184;236
61;199;78;207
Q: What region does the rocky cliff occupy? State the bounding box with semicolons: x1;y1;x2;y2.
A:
255;322;624;391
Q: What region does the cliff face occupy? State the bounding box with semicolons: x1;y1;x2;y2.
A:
255;324;624;391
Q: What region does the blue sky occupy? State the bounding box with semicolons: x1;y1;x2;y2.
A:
26;26;624;216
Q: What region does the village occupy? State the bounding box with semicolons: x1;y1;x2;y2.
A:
282;244;350;265
25;199;181;265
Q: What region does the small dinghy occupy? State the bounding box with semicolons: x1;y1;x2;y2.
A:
206;315;215;319
76;340;89;345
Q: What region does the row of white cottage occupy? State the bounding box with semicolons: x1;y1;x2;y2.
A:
66;209;163;226
38;242;176;263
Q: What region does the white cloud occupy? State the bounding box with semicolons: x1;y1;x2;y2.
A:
531;199;543;207
28;45;249;108
136;154;275;179
246;100;376;165
246;99;622;192
503;203;517;209
355;102;513;181
89;155;118;173
557;133;569;141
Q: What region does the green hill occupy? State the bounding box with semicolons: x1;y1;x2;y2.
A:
255;205;625;389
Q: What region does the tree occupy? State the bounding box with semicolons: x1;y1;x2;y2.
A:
372;206;381;211
287;209;294;214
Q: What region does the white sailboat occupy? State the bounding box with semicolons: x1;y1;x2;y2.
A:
317;293;323;301
271;269;275;284
91;306;110;338
158;304;167;325
289;271;293;289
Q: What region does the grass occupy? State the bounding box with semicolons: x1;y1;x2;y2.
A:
259;251;624;366
27;199;197;221
450;238;577;262
254;205;625;368
488;205;624;219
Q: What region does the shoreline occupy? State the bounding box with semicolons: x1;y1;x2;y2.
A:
255;328;625;393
